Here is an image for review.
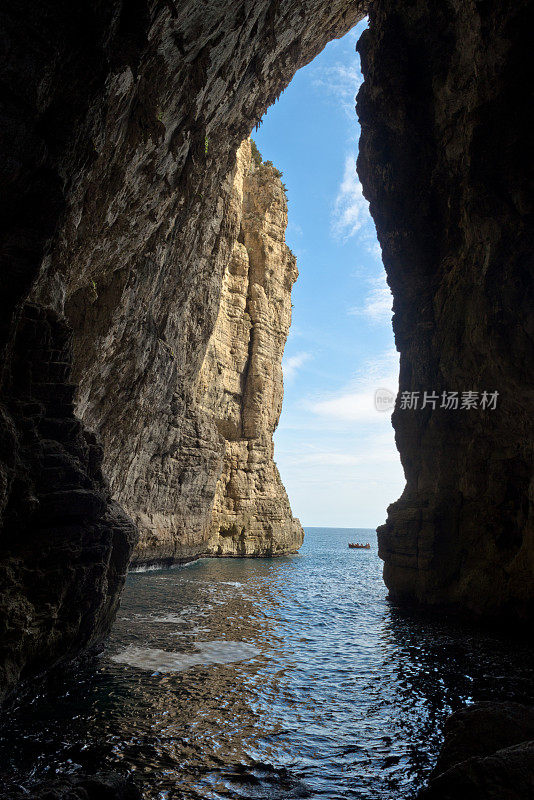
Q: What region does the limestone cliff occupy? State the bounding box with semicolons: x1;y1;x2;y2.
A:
126;140;303;563
1;0;533;706
0;0;362;697
197;140;303;557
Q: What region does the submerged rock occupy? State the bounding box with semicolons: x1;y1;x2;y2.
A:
0;772;142;800
419;703;534;799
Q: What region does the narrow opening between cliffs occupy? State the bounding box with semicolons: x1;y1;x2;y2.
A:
2;6;533;800
252;18;403;532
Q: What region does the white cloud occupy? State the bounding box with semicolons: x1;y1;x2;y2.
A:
367;240;382;261
349;270;392;324
287;220;303;237
274;349;404;528
312;63;363;118
295;447;400;467
304;348;399;423
332;153;372;241
283;351;312;381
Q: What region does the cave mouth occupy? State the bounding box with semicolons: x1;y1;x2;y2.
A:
0;0;533;797
251;18;404;535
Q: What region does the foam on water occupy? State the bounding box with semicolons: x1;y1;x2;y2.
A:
151;613;192;623
111;641;260;672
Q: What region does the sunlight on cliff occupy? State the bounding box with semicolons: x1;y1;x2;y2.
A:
252;20;404;529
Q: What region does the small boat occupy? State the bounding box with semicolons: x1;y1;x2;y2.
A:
348;542;371;549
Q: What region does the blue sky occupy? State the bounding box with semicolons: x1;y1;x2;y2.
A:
253;20;405;529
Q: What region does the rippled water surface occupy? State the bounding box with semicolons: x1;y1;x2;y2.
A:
2;528;534;799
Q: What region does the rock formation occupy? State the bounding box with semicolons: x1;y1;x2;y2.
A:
0;303;137;702
417;703;534;799
0;0;363;698
0;0;532;708
124;138;304;564
357;0;534;622
197;140;303;558
45;1;362;570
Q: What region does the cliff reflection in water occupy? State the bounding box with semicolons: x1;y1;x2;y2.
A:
1;528;533;800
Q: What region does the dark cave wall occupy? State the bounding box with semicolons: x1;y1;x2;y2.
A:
357;0;534;620
0;0;532;702
0;303;136;698
0;0;365;699
0;0;139;701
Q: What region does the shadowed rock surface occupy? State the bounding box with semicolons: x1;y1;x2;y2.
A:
0;0;363;697
358;0;534;621
418;703;534;799
0;301;137;702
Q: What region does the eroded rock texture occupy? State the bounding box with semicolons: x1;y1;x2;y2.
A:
358;0;534;621
197;140;303;558
418;703;534;800
1;0;363;695
0;303;136;701
0;2;139;702
40;3;361;566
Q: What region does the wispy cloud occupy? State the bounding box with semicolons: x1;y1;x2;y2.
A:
367;240;382;262
304;348;398;423
332;153;372;242
312;63;363;118
295;446;399;467
349;270;392;324
283;351;312;381
287;220;303;237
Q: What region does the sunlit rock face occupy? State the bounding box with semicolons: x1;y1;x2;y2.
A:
358;0;534;622
125;139;304;564
197;141;304;558
1;0;532;704
0;0;363;695
50;2;358;566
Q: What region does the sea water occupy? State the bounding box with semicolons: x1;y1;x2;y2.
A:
1;528;533;799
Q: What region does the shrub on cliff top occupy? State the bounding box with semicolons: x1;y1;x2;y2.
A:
262;159;283;180
250;138;263;167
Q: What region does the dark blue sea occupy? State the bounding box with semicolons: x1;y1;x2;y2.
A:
2;528;533;799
